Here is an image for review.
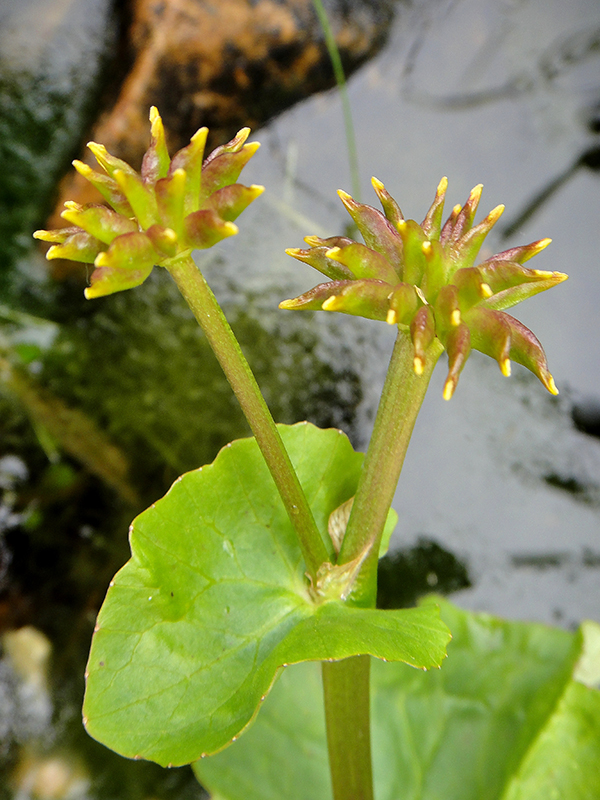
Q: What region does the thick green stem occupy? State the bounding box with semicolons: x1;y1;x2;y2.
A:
321;333;441;800
167;255;329;580
322;655;373;800
339;330;444;606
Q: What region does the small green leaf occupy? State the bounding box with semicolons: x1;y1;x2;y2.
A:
83;423;449;766
194;599;600;800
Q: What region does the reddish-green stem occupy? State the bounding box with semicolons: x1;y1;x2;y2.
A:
322;331;442;800
340;331;444;606
167;255;329;580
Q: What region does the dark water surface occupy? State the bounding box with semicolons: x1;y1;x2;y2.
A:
1;0;600;797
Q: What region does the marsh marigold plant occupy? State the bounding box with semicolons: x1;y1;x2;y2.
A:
281;178;567;399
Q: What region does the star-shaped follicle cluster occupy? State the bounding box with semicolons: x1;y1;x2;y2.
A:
280;178;567;399
34;107;263;298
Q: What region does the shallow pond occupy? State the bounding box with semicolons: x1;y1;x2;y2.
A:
1;0;600;797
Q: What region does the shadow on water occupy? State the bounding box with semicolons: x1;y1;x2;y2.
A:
377;538;471;610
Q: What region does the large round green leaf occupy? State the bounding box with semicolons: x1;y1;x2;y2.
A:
194;599;600;800
83;423;450;766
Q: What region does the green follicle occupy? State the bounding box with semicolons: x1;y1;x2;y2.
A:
203;184;265;222
410;305;436;372
285;244;354;281
421;176;448;238
145;225;179;258
170;127;208;213
141;106;171;183
320;281;391;320
183;211;238;250
72;160;133;216
60;202;137;244
387;283;419;327
449;184;483;241
86;142;136;180
113;169;158;230
443;322;472;400
371;177;404;227
326;243;399;284
434;285;461;334
200;138;260;200
491;238;553;267
43;231;105;263
395;219;427;285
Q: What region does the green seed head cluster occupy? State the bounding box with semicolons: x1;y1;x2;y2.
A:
34;107;263;298
281;179;567;399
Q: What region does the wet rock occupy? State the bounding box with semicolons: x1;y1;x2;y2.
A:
377;538;471;609
572;395;600;439
0;0;118;279
47;0;397;235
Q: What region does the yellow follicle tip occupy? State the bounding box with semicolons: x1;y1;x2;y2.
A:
386;309;398;325
469;184;483;201
396;219;407;233
87;142;107;161
487;204;505;223
337;189;353;205
534;237;552;254
322;296;338;311
443;379;455;401
413;356;424;376
303;235;321;247
547;375;559;395
149;106;163;133
422;240;432;255
243;141;261;157
533;270;554;278
371;176;385;192
73;159;91;176
501;358;511;377
437;176;448;195
326;247;342;260
278;299;295;309
453;204;462;216
450;309;461;326
481;282;493;298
